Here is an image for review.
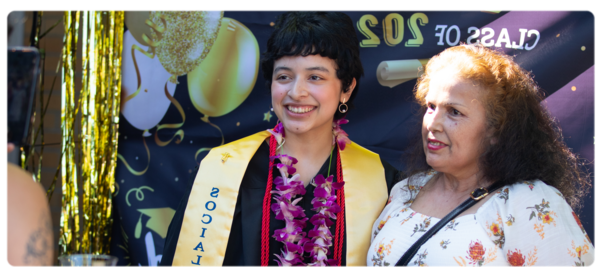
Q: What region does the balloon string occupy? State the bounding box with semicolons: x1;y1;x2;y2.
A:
154;81;186;147
117;133;151;176
202;116;225;145
123;44;155;104
194;116;225;163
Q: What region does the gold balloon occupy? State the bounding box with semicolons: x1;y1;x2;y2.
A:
150;11;223;79
187;18;259;117
124;11;151;47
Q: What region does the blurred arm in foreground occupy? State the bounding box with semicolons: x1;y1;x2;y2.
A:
7;143;54;266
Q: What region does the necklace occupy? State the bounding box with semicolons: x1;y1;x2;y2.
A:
260;119;350;266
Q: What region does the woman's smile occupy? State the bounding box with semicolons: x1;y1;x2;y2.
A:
426;138;447;151
286;105;317;114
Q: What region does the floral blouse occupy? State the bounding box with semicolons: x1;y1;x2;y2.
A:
368;171;594;266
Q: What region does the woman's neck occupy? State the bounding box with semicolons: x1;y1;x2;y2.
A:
278;124;335;186
279;122;333;162
436;170;488;194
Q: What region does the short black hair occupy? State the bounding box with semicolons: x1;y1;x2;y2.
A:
261;12;364;120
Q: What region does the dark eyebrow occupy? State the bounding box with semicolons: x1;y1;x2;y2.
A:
306;66;330;72
273;66;291;72
274;66;331;73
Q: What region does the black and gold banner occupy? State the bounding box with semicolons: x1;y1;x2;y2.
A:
111;11;594;265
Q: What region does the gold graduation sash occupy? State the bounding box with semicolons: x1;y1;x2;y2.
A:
172;131;387;266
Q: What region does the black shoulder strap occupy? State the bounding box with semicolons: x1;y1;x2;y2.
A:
395;180;505;266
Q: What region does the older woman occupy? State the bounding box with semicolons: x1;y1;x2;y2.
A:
368;44;593;266
161;12;400;266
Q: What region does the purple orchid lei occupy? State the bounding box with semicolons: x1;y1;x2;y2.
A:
267;118;350;266
332;117;350;151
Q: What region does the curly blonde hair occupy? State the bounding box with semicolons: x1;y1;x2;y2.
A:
407;44;590;209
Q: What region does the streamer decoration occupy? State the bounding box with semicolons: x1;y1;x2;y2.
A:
59;11;124;256
117;135;151;176
59;10;81;255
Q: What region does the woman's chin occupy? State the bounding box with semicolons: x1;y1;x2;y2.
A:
280;122;311;136
425;158;445;173
281;120;332;137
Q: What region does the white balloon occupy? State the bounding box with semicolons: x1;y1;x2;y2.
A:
121;30;177;134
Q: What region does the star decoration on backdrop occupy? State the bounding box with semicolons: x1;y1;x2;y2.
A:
263;111;273;122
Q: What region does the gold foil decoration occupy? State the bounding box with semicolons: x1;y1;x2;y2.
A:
59;11;124;256
60;10;81;255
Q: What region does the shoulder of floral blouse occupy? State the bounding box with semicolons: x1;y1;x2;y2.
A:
474;179;569;221
387;171;435;204
495;179;565;204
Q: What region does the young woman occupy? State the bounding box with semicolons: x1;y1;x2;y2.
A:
161;12;400;266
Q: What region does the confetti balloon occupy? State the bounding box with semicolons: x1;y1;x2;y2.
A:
149;11;223;82
187;17;259;117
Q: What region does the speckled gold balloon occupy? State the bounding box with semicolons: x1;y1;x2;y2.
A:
149;11;223;80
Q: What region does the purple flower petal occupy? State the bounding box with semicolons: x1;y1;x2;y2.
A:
279;155;298;166
312;200;325;209
327;259;339;266
314;174;326;186
314;187;329;198
331;181;344;191
273;229;289;242
325;175;334;184
274;123;285;135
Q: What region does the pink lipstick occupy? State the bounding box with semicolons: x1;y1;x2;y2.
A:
427;138;447;151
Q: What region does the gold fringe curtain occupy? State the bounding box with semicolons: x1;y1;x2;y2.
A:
59;11;124;256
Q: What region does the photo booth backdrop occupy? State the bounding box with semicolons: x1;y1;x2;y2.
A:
110;11;594;266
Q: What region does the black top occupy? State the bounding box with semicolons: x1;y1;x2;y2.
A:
161;141;402;266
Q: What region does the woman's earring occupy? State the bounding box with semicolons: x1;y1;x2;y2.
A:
270;106;274;111
338;98;348;113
